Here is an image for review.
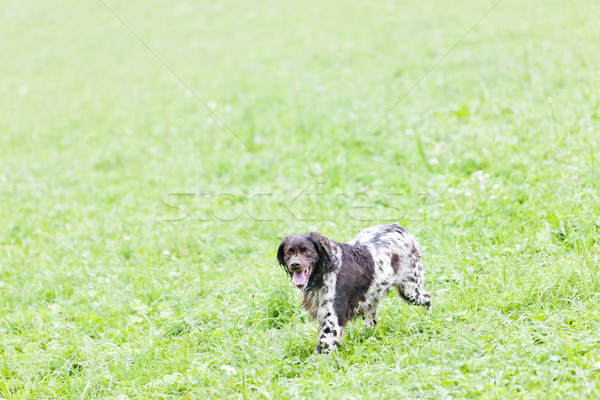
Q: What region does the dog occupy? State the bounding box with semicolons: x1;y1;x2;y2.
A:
277;223;431;355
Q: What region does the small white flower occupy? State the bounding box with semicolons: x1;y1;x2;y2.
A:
418;209;424;213
502;196;508;200
208;101;217;110
493;184;500;190
162;250;170;256
490;195;497;200
445;317;453;322
465;191;471;197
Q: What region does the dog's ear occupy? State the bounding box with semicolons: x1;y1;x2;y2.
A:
277;237;291;277
309;232;334;274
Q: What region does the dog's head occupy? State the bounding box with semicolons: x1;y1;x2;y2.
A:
277;232;333;289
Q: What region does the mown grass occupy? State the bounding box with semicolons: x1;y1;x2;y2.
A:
1;0;599;398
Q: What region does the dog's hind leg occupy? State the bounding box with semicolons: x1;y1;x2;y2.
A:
362;297;384;328
396;285;432;312
394;257;432;312
395;276;431;312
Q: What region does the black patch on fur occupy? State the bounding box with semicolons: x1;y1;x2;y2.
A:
389;223;407;235
398;290;410;302
391;253;400;273
333;243;375;327
411;245;421;260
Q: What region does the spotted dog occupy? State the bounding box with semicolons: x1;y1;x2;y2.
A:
277;224;431;355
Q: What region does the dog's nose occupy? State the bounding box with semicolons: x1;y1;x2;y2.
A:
290;261;301;269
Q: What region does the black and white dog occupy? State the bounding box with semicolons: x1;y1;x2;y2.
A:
277;224;431;355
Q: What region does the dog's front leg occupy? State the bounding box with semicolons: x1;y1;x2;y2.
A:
315;319;343;355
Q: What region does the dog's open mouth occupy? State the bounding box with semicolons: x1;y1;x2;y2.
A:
292;265;313;288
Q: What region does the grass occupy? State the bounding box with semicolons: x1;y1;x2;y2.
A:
1;0;600;398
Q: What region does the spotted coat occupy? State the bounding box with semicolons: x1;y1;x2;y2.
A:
277;224;431;355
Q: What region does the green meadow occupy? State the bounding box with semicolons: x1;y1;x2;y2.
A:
1;0;599;398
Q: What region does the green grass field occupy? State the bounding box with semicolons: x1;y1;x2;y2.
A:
2;0;600;398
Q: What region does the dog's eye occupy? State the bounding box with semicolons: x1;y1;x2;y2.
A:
303;249;311;254
286;250;293;255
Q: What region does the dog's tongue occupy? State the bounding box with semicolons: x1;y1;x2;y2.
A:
293;270;308;286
